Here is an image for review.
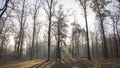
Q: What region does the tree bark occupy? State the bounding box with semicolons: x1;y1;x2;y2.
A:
84;7;91;60
47;0;53;61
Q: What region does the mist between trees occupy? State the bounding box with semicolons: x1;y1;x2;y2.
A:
0;0;120;64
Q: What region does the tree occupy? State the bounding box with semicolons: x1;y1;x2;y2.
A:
44;0;57;61
0;0;15;58
31;0;43;60
51;4;69;62
0;0;10;18
78;0;91;60
111;16;119;58
14;0;27;60
90;0;111;59
110;4;120;57
71;22;81;58
94;23;99;57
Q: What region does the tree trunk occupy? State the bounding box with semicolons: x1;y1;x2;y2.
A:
113;21;119;58
95;32;99;58
0;39;4;58
96;0;108;59
84;8;91;60
31;11;37;59
47;0;53;61
56;19;61;62
19;30;24;58
17;0;25;60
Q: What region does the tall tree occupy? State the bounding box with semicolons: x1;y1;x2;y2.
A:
78;0;91;60
111;16;119;58
90;0;111;59
44;0;57;61
96;0;109;59
0;0;15;58
52;4;69;62
31;0;43;60
16;0;26;60
71;22;81;58
46;0;52;61
94;23;99;57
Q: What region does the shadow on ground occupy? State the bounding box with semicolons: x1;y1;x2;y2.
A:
30;60;54;68
50;59;89;68
30;59;90;68
30;60;48;68
50;62;88;68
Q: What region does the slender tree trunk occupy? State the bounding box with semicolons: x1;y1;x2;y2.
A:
17;0;25;60
56;19;61;62
19;30;24;58
13;38;18;57
81;34;84;57
95;31;99;58
84;8;91;60
36;35;39;58
116;26;120;45
47;0;53;61
96;0;108;59
109;36;113;58
113;21;119;58
91;36;94;57
31;11;37;59
71;34;74;58
116;21;120;57
48;18;51;61
74;35;77;58
0;39;4;58
77;34;80;57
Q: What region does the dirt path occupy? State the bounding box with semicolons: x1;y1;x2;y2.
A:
1;58;119;68
0;58;92;68
49;58;90;68
0;59;44;68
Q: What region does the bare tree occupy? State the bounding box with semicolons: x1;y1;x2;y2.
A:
78;0;91;60
96;0;108;59
31;0;43;60
55;5;67;62
0;0;10;18
90;0;110;59
14;0;26;60
111;16;119;58
0;0;15;58
44;0;57;61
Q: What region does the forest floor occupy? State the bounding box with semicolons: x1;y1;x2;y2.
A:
0;59;45;68
0;58;120;68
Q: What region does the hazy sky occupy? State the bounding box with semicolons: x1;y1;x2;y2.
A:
1;0;119;47
1;0;96;46
59;0;96;43
61;0;95;30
